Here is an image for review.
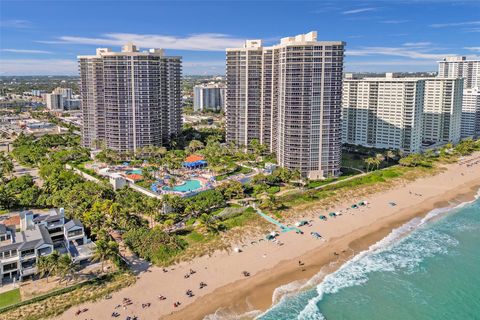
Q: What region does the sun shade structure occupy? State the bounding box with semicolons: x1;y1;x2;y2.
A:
183;154;207;168
126;174;143;181
319;215;327;220
329;212;337;217
295;220;309;227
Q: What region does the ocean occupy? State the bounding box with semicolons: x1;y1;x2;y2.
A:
257;190;480;320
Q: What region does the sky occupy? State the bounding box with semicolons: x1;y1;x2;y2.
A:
0;0;479;75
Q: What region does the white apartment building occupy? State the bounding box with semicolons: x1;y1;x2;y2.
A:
78;43;182;152
342;73;463;152
461;88;480;138
45;93;64;111
193;83;225;112
44;88;80;111
342;73;424;153
438;56;480;90
226;32;345;179
438;56;480;138
0;209;93;284
422;78;463;145
53;87;73;100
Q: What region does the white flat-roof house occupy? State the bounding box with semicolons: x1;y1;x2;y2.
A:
0;208;94;285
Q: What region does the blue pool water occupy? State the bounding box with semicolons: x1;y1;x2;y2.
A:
163;179;202;192
256;190;480;320
126;169;142;175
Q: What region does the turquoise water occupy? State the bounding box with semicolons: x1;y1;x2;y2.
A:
163;179;202;192
126;169;142;175
258;192;480;320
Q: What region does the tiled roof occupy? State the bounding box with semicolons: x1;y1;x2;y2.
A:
185;154;204;163
126;174;143;181
1;215;20;227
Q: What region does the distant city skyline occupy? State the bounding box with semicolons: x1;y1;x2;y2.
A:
0;0;479;75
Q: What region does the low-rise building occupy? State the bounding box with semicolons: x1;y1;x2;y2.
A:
0;209;94;284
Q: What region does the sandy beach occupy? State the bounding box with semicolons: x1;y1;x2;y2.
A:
54;153;480;320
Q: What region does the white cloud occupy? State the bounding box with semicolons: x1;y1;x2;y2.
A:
380;20;409;24
347;46;454;59
464;47;480;52
0;19;31;28
342;7;377;14
430;20;480;28
402;42;432;47
40;33;246;51
0;59;77;75
1;49;52;54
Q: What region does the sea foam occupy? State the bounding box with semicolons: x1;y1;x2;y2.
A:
258;197;474;320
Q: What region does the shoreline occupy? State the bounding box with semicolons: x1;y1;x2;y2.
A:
53;152;480;320
166;178;480;320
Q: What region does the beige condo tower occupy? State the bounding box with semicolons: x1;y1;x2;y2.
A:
226;31;345;179
78;43;182;152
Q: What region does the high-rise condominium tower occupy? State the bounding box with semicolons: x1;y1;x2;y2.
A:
193;83;225;112
342;73;463;152
226;32;345;179
438;56;480;138
422;78;463;145
461;88;480;138
342;73;425;153
78;43;182;152
438;56;480;90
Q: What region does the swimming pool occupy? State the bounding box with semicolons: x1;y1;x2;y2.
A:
126;169;143;175
163;179;202;193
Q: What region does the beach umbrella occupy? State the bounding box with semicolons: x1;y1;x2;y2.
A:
351;204;358;209
319;215;327;220
329;212;337;217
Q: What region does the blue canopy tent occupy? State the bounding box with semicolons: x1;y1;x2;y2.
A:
182;159;207;168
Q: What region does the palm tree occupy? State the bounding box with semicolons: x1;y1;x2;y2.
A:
37;251;60;282
92;239;120;273
199;213;220;234
385;150;395;165
57;254;76;284
364;157;375;172
0;153;14;181
188;140;204;153
37;255;52;282
373;157;381;170
375;154;385;170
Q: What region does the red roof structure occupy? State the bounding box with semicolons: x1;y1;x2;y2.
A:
0;215;20;227
185;154;204;163
126;174;143;181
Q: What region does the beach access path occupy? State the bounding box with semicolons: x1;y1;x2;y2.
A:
54;153;480;320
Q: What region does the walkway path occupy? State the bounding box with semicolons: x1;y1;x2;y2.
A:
251;205;301;234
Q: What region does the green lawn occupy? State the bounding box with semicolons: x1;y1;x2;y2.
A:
216;166;253;181
0;288;21;308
